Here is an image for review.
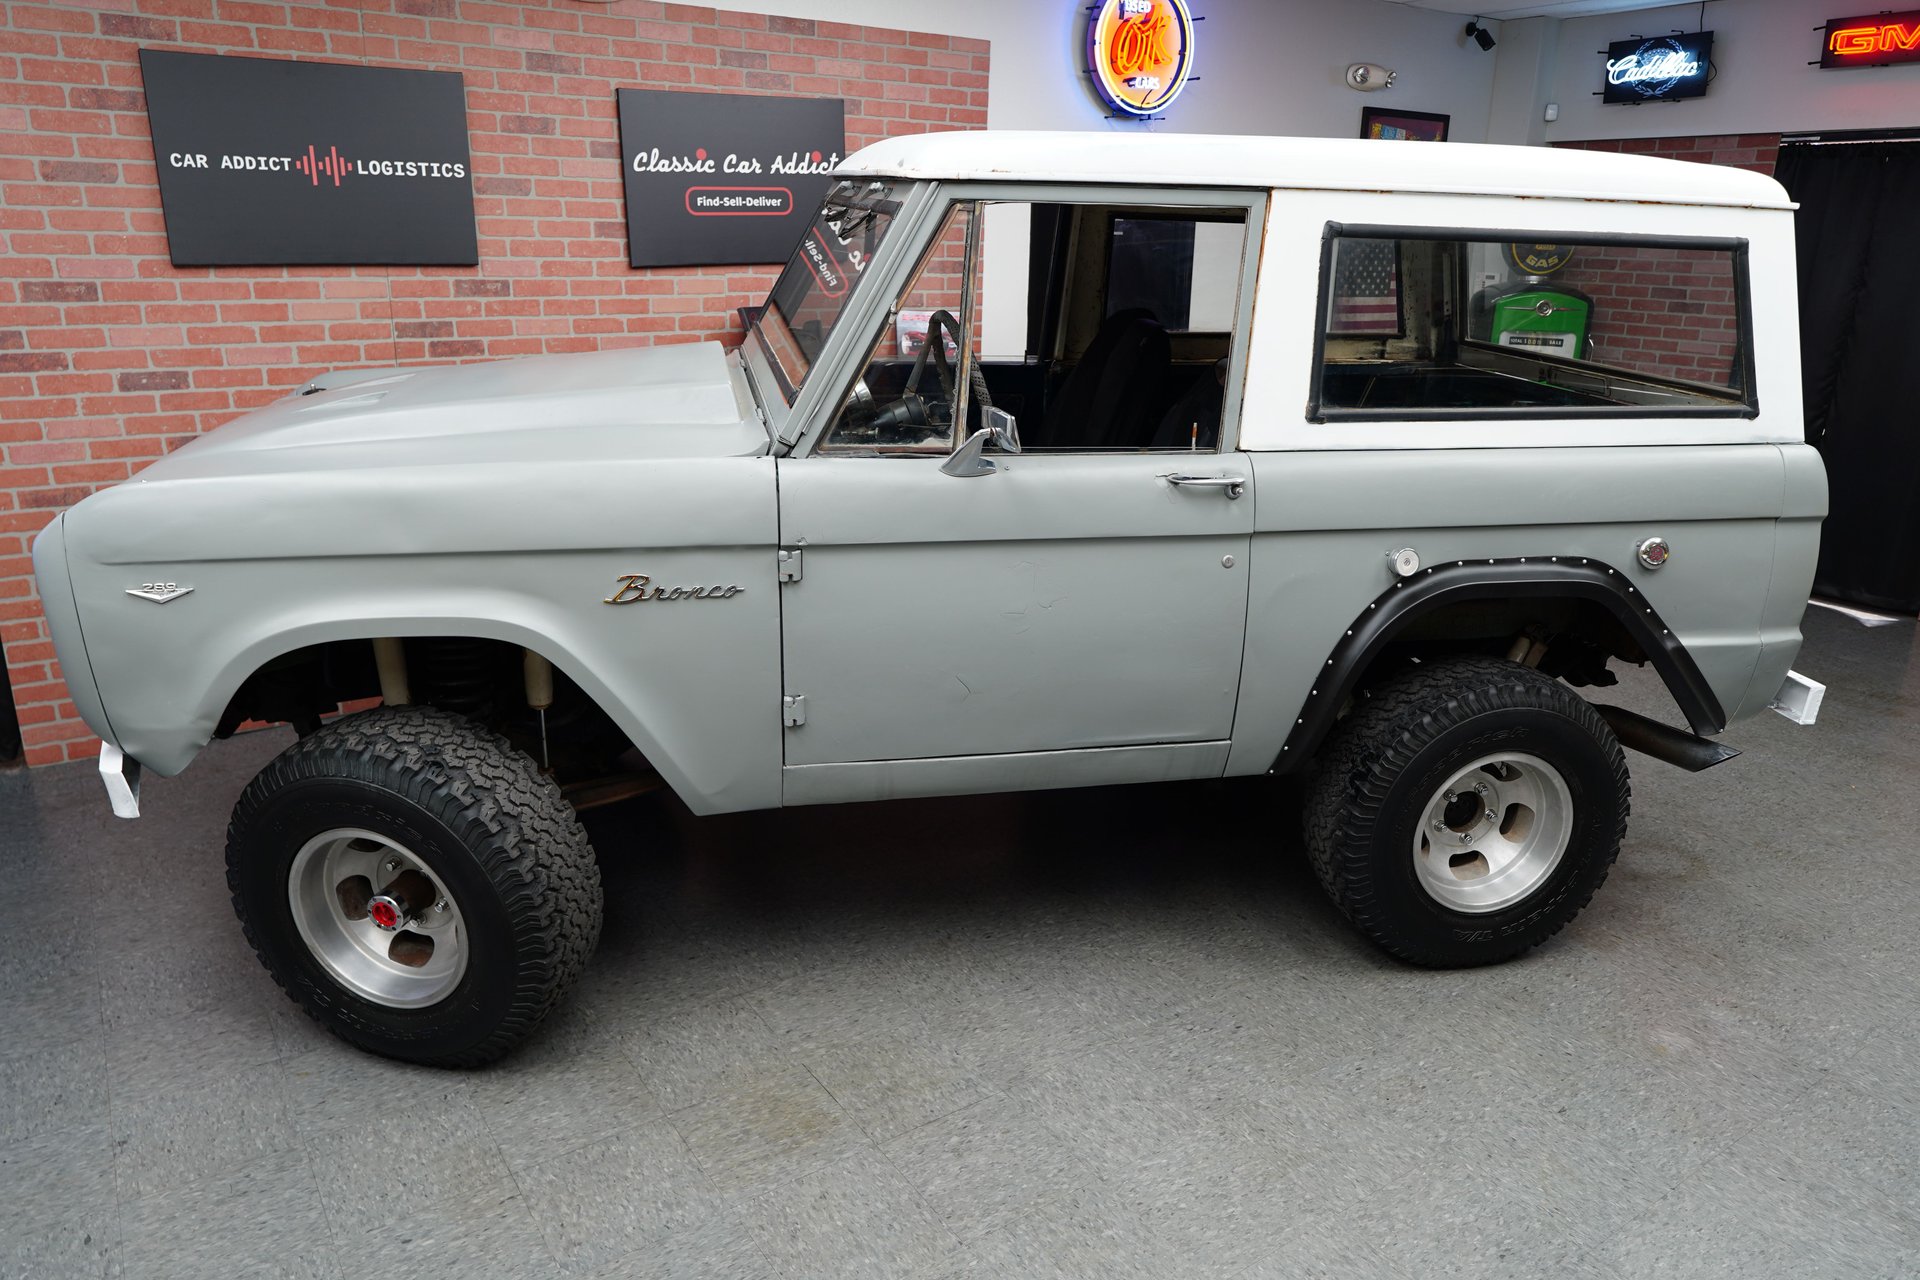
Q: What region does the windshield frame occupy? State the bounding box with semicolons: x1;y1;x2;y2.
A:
748;177;939;453
749;179;905;406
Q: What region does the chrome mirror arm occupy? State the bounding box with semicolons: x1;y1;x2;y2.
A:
940;427;997;478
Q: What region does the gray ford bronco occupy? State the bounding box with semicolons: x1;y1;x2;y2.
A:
33;132;1827;1065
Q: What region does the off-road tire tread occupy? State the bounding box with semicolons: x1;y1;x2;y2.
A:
225;706;602;1067
1303;656;1629;966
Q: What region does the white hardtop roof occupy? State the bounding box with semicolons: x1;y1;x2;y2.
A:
838;131;1794;211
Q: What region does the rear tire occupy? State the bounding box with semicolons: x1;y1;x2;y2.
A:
227;706;602;1066
1304;657;1628;967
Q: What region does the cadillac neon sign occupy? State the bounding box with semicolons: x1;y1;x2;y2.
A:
1609;48;1700;86
1601;32;1712;103
1087;0;1196;118
1820;10;1920;68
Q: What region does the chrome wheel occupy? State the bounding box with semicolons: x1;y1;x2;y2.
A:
287;828;467;1008
1412;752;1573;914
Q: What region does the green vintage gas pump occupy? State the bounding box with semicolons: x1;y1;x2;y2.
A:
1472;279;1594;360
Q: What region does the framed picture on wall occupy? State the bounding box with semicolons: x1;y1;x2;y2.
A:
1360;107;1450;142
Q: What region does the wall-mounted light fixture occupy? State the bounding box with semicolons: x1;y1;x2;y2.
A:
1465;19;1496;50
1345;63;1398;91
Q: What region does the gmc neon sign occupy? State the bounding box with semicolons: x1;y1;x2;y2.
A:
1821;9;1920;68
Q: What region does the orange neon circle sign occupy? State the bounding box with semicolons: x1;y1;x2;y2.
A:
1088;0;1196;117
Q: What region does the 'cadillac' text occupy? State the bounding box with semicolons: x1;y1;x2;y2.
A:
1605;50;1701;85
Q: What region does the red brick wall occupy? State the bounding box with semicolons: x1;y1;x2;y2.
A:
0;0;988;767
1550;244;1743;387
1549;134;1781;388
1554;132;1781;176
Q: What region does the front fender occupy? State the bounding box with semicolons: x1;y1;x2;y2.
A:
30;513;118;746
60;457;782;815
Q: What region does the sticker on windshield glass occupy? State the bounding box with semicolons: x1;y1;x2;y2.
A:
797;230;849;298
1088;0;1196;118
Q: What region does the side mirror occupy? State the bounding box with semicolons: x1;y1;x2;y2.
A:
983;405;1021;454
940;427;997;478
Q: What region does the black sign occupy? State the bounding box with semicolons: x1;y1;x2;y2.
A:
1820;10;1920;68
140;50;477;266
617;89;844;268
1601;31;1713;104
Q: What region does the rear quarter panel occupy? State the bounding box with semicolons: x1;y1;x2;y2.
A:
1225;187;1815;776
1226;446;1790;777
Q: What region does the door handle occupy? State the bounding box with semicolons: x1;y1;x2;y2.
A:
1163;473;1246;500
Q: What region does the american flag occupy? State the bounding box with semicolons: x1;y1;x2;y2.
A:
1328;239;1401;335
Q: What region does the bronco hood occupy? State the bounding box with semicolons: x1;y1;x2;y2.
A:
136;342;766;481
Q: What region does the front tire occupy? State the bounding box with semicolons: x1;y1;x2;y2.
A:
227;706;602;1066
1304;657;1628;967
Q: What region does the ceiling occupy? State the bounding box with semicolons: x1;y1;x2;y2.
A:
1385;0;1701;17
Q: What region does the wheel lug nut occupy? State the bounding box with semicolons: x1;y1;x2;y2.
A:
369;869;436;930
432;899;449;914
383;857;401;873
1432;818;1447;832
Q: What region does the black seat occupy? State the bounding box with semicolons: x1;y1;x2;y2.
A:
1040;309;1170;449
1148;358;1229;451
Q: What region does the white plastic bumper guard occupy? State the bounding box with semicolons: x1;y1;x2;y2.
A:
1769;670;1826;726
98;742;143;819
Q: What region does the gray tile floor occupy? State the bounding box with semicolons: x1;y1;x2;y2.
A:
3;604;1918;1279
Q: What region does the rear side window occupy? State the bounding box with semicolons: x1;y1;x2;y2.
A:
1310;225;1756;421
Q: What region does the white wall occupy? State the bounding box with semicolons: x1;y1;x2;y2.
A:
1538;0;1920;142
708;0;1503;142
706;0;1505;357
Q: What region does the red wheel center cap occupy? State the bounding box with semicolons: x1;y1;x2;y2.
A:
367;896;403;931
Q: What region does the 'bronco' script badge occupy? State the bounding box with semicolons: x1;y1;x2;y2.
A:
603;574;744;605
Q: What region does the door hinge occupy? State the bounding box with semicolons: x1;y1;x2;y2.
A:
778;548;803;583
782;694;807;727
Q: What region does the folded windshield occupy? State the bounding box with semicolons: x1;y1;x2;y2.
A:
751;179;901;403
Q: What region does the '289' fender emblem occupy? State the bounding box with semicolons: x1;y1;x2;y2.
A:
603;574;744;605
126;581;194;604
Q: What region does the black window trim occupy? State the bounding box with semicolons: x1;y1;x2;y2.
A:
1306;221;1759;424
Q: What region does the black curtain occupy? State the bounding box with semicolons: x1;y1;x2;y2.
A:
0;666;17;763
1776;142;1920;613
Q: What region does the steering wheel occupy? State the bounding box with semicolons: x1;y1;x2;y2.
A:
861;309;994;443
911;308;993;416
903;308;960;417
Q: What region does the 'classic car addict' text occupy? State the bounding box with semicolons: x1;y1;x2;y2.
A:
630;146;842;175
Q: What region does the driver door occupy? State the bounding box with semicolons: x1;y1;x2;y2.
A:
776;197;1257;802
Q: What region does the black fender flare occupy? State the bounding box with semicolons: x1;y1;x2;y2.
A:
1273;555;1725;773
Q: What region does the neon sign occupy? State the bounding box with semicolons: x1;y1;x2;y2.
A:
1820;9;1920;67
1601;32;1713;103
1608;49;1700;86
1087;0;1196;118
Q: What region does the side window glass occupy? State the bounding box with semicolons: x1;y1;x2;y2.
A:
1314;230;1753;417
1106;216;1243;333
819;203;977;455
986;203;1248;453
